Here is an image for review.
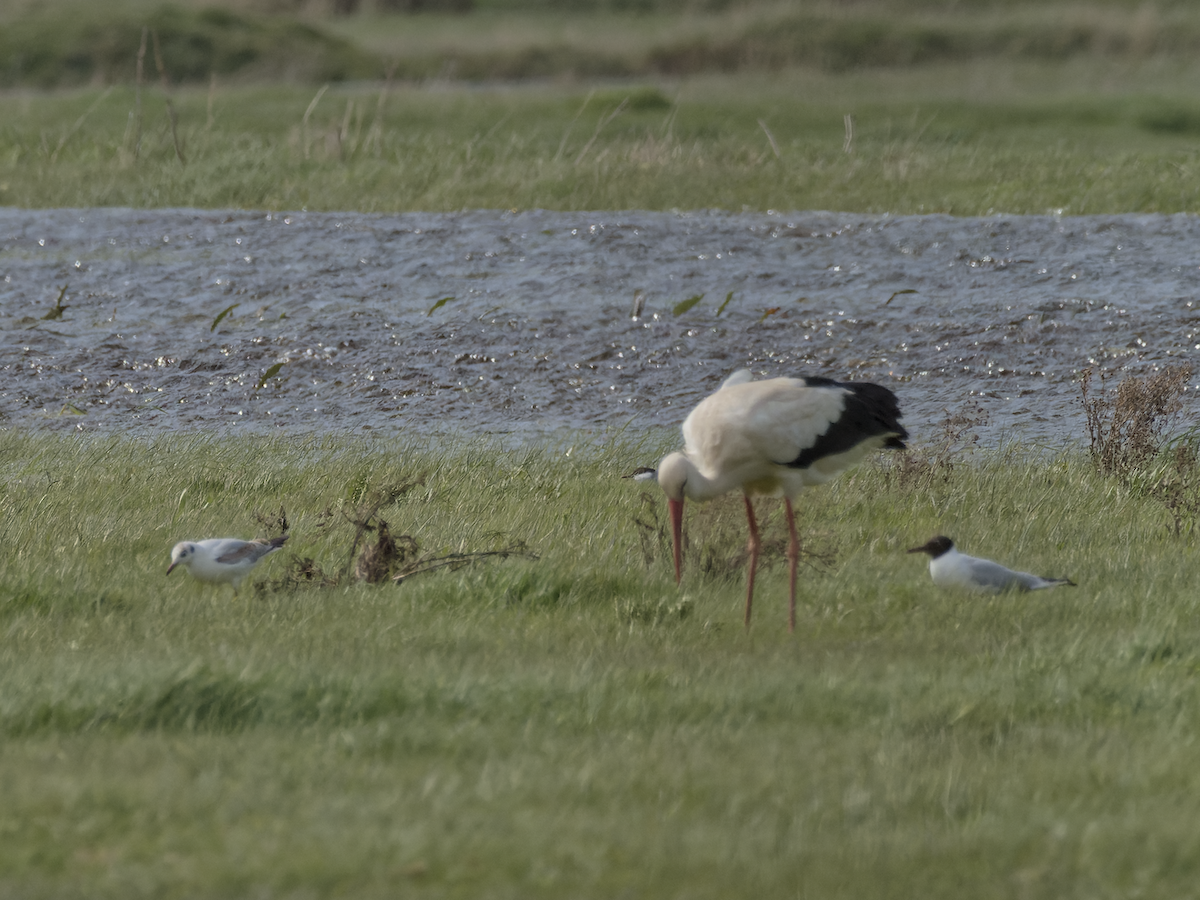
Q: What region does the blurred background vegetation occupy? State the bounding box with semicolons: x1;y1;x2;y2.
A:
7;1;1200;212
4;0;1200;88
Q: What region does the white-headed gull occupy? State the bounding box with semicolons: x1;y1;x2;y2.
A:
907;535;1075;592
167;536;289;593
655;369;907;631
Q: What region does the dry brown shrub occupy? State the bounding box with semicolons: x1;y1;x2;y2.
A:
1081;365;1200;535
1081;365;1192;477
254;477;535;594
885;401;989;491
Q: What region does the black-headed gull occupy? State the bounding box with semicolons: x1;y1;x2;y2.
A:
167;536;289;593
656;368;907;631
907;535;1075;592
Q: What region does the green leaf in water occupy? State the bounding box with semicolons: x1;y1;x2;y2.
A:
211;303;239;332
672;294;704;316
42;284;69;320
715;291;735;316
257;362;287;390
758;306;781;323
427;296;455;316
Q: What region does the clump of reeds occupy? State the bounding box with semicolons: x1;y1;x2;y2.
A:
1081;365;1200;534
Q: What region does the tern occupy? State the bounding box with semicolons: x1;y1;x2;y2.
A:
656;369;907;631
907;535;1076;592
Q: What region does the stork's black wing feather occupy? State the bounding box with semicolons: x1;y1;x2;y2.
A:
789;379;908;469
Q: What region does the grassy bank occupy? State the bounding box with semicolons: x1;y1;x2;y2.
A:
3;430;1200;897
10;1;1200;87
9;60;1200;213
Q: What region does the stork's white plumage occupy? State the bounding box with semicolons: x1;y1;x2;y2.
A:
656;369;907;630
167;536;289;594
907;535;1076;593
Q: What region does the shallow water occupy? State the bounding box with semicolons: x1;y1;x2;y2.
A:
1;208;1196;448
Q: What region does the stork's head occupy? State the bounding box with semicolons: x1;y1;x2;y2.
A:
167;541;196;575
655;452;689;501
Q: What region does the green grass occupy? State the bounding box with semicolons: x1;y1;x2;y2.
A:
8;2;1200;212
3;430;1200;897
10;61;1200;213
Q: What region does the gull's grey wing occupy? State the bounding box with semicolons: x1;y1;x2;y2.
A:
965;556;1041;591
215;536;287;565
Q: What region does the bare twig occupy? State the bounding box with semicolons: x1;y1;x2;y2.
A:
392;544;539;583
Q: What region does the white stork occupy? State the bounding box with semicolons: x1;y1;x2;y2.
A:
167;536;289;594
655;369;907;631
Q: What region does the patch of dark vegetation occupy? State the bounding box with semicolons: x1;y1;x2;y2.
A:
1081;365;1200;535
9;2;1200;87
0;4;380;88
1138;104;1200;135
0;587;58;616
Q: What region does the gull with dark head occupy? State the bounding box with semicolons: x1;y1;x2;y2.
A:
167;536;289;594
656;369;907;631
907;535;1075;593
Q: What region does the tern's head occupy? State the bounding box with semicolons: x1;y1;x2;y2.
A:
167;541;196;574
907;535;955;558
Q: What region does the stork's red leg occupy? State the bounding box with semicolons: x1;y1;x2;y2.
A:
785;497;799;633
743;495;760;628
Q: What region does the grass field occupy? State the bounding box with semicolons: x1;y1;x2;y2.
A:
3;430;1200;897
9;59;1200;213
6;2;1200;896
8;0;1200;212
